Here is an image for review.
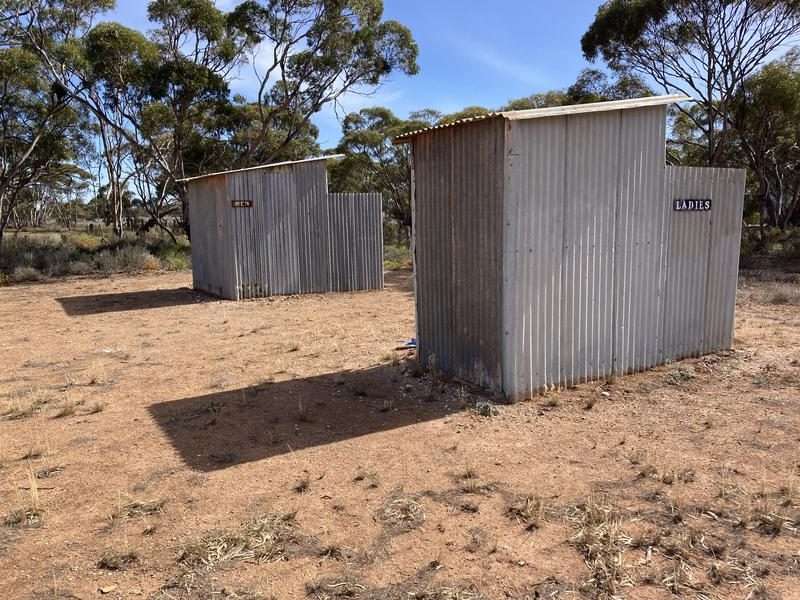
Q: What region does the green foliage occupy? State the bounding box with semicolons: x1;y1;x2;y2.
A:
503;69;652;112
729;50;800;227
0;44;90;242
329;106;430;245
581;0;669;66
383;244;411;271
84;22;159;91
741;227;800;260
228;0;419;167
437;106;492;125
581;0;800;166
0;231;191;283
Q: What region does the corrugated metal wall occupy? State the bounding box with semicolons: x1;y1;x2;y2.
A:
613;107;669;375
409;106;744;400
413;118;506;389
329;193;384;292
188;175;232;299
189;161;383;300
662;167;746;361
503;108;667;397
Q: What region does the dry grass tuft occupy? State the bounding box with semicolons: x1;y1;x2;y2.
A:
304;577;486;600
154;572;274;600
376;493;425;533
84;401;105;415
4;507;44;529
35;465;64;479
110;499;165;525
20;446;45;461
464;527;495;554
1;391;51;421
293;475;311;494
566;496;633;597
455;469;496;496
507;495;546;531
52;400;78;419
178;512;302;569
758;282;800;306
665;368;694;386
542;396;560;409
97;551;139;571
305;578;366;600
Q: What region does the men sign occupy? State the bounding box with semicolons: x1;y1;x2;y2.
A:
673;198;712;212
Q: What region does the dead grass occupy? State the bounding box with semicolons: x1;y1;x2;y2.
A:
97;551;139;571
35;465;64;479
84;401;105;415
566;496;633;597
1;391;52;421
293;475;311;494
177;512;309;570
454;469;496;496
109;499;165;525
759;282;800;305
155;573;274;600
20;446;45;461
304;577;486;600
3;508;43;529
376;492;425;533
2;271;799;598
507;495;546;531
52;400;78;419
464;527;495;554
305;577;367;600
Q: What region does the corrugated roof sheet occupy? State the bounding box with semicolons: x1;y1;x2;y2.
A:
178;154;345;184
393;94;689;143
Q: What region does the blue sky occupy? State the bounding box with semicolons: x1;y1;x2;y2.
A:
106;0;606;148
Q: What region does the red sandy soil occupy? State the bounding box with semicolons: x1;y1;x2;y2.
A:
0;270;798;600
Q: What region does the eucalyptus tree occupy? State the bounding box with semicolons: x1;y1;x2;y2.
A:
329;107;430;244
730;50;800;228
582;0;800;165
229;0;419;165
0;46;84;246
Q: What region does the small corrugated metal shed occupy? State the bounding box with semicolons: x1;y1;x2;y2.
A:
182;156;383;300
395;95;746;401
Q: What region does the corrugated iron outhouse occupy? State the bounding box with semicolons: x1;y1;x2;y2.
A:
395;95;746;401
182;156;384;300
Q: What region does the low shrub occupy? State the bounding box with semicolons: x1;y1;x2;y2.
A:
384;244;411;271
11;266;43;283
67;261;93;276
64;232;104;252
0;229;191;283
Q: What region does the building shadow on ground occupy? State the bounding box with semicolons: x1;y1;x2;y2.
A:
148;364;463;472
56;288;216;316
57;270;413;317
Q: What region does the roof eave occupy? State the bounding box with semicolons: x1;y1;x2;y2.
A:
178;154;346;184
393;94;691;144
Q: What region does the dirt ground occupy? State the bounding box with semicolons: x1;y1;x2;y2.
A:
0;270;798;600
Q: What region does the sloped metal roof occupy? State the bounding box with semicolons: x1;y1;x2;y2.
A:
393;94;689;143
178;154;345;184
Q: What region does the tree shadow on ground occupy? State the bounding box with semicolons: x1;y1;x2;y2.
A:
148;364;464;472
56;287;216;316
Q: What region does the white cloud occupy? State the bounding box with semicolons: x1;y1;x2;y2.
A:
446;35;553;89
214;0;241;10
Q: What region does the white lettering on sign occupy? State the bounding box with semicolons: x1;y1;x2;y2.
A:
231;200;253;208
673;198;712;212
